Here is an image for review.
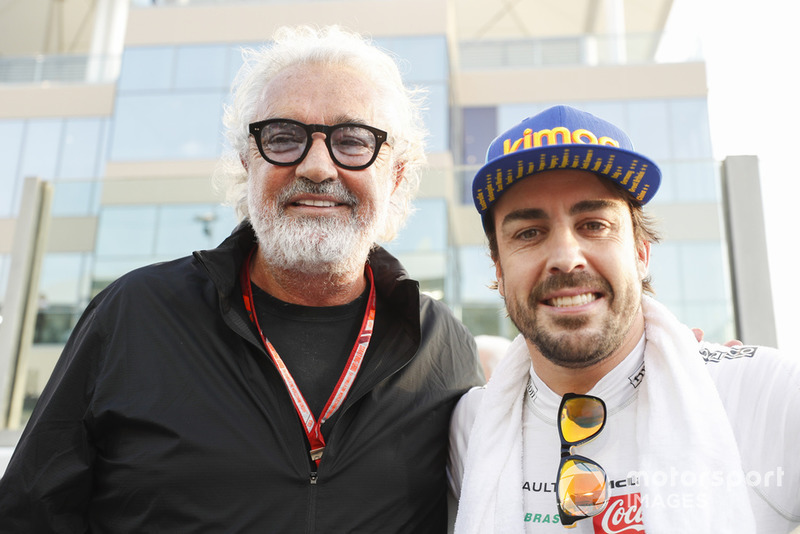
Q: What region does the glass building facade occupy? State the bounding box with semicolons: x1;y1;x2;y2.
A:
0;1;736;427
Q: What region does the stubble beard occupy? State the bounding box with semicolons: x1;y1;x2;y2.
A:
505;272;640;369
249;178;390;278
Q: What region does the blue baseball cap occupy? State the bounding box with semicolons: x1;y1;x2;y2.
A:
472;105;661;220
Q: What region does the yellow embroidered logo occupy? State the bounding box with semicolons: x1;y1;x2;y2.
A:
475;145;652;212
502;127;620;155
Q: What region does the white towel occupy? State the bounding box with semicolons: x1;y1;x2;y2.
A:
453;332;531;534
637;297;754;532
454;296;755;533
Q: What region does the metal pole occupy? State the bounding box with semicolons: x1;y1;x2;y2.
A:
720;156;778;346
0;177;52;429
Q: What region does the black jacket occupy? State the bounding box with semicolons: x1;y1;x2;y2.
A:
0;223;483;533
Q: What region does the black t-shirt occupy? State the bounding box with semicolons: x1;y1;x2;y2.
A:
251;284;372;421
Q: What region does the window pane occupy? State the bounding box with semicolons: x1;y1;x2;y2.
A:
155;204;238;256
110;92;225;160
626;100;671;160
35;253;89;344
51;180;97;216
118;47;174;91
95;206;157;256
648;242;683;304
679;241;728;300
670;160;720;203
375;36;449;153
462;107;497;166
459;245;500;303
378;36;448;83
682;301;735;344
58;118;105;179
389;198;447;253
422;82;448;153
175;45;229;89
648;240;734;341
20;119;63;182
38;253;88;304
461;304;511;338
650;160;677;204
225;42;260;86
669;99;712;159
497;103;548;131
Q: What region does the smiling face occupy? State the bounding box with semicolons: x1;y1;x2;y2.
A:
245;62;399;277
491;169;650;370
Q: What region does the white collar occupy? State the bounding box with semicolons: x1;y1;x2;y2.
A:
524;334;646;421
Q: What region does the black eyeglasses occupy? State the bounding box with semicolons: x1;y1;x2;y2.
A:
556;393;609;528
248;118;388;171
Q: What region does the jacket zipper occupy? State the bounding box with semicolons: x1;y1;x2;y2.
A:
307;468;319;532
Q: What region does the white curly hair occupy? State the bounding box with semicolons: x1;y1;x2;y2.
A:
214;25;428;242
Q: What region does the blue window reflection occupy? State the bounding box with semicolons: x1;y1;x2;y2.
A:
175;45;229;89
110;92;225;160
649;242;683;302
96;205;158;256
423;82;448;152
626;100;671;160
51;181;98;217
35;253;90;344
462;107;497;166
679;241;728;300
20;119;63;182
118;47;174;91
91;204;240;299
458;245;499;303
670;160;720;203
669;99;712;159
376;36;448;83
649;240;732;341
155;204;237;256
58;118;106;179
376;36;450;153
389;198;447;253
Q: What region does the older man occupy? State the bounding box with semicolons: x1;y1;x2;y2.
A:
0;26;482;532
449;105;800;533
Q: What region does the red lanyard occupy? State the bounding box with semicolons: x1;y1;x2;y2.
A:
240;248;377;466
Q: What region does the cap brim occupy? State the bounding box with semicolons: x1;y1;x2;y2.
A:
472;143;661;215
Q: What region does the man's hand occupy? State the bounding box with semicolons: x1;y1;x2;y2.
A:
692;328;743;347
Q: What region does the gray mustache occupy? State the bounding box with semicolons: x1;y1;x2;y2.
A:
276;177;359;207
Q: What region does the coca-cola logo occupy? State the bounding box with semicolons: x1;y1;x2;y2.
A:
593;493;645;533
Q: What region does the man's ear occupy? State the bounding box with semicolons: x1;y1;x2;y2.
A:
392;162;405;193
637;240;651;281
240;154;249;171
494;260;505;297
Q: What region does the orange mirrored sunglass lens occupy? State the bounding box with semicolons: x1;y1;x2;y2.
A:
558;459;608;517
560;396;605;443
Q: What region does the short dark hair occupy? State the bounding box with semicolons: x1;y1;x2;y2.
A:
484;178;662;295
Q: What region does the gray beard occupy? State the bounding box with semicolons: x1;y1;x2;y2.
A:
249;178;387;277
